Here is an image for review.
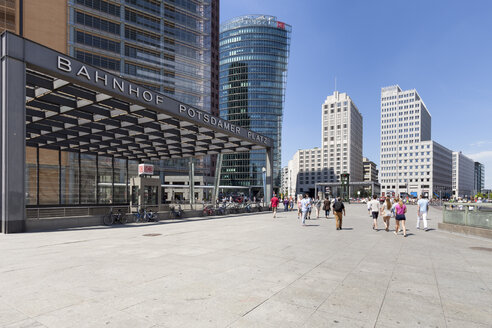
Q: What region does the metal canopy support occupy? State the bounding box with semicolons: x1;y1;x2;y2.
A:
212;154;223;204
188;158;195;209
1;36;27;233
265;147;274;205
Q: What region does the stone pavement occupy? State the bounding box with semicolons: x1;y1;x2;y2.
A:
0;204;491;328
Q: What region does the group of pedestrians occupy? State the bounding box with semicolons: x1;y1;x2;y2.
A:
270;192;430;236
296;193;345;228
367;194;430;237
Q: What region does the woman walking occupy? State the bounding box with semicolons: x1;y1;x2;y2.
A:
297;195;302;219
394;198;407;237
380;197;392;231
314;197;322;219
323;196;331;218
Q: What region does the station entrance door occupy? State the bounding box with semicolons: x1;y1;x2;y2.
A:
130;176;162;213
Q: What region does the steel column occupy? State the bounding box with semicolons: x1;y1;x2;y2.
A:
1;39;27;233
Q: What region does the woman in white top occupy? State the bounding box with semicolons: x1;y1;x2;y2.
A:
380;197;392;232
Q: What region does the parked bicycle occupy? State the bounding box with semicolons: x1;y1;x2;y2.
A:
169;205;183;219
133;208;158;223
203;204;215;216
103;209;127;226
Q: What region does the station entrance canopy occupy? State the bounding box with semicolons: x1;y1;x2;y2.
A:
0;32;273;233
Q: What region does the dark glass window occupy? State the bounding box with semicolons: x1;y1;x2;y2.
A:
126;0;161;15
60;151;80;205
75;11;120;35
39;149;60;205
80;154;96;204
98;156;113;204
75;31;120;53
26;147;38;205
75;50;121;71
76;0;120;16
125;27;160;48
114;158;127;203
125;8;160;32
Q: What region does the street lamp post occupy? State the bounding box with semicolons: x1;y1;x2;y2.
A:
262;167;267;207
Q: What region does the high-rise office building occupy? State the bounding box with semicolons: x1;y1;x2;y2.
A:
286;91;364;196
474;162;485;194
452;151;475;198
3;1;220;205
219;15;291;193
321;91;363;183
0;0;17;33
363;157;378;183
380;85;452;198
2;0;219;114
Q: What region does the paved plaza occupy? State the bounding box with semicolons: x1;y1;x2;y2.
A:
1;204;491;327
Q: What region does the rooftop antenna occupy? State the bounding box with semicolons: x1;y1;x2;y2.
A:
334;77;337;92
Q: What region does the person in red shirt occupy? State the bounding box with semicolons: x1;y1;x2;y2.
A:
270;193;280;218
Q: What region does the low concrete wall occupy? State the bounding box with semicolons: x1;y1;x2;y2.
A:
438;222;492;239
25;207;270;232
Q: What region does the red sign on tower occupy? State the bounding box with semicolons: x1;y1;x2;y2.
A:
277;21;285;29
138;164;154;175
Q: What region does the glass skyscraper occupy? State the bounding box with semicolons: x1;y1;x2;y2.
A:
219;15;291;191
69;0;218;113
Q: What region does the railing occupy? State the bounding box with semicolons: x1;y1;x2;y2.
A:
26;206;131;220
442;203;492;229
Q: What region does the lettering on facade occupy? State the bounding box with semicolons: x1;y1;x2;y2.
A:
56;56;270;146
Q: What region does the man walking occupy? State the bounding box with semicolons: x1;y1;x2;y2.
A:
417;194;429;231
271;193;279;218
368;195;380;230
300;193;310;226
332;197;345;230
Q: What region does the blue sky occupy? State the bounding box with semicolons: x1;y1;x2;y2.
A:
221;0;492;188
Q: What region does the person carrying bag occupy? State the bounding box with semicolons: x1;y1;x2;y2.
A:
394;199;407;237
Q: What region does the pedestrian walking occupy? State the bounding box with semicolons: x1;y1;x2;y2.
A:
380;196;392;231
394;199;407;237
297;195;302;219
306;195;312;220
300;193;310;226
367;198;372;217
283;197;289;212
332;197;345;230
270;193;279;218
417;194;429;231
368;195;380;230
323;196;331;218
314;197;322;218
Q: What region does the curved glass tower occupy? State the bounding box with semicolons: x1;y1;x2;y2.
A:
219;15;291;192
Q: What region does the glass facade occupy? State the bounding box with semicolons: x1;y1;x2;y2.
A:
68;0;212;111
219;15;291;189
25;146;210;206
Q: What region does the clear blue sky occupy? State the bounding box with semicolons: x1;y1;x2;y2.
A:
221;0;492;188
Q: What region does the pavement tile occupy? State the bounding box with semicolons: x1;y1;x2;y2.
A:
0;205;491;327
241;298;315;327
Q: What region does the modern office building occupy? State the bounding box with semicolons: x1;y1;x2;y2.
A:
322;91;363;183
1;1;222;207
379;85;452;198
363;157;378;183
2;0;219;113
452;152;475;199
1;32;274;232
474;162;485;194
280;166;289;196
286;91;364;196
287;148;326;196
0;0;17;33
219;15;291;194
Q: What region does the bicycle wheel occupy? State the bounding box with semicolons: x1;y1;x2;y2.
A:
103;214;113;225
119;214;127;224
